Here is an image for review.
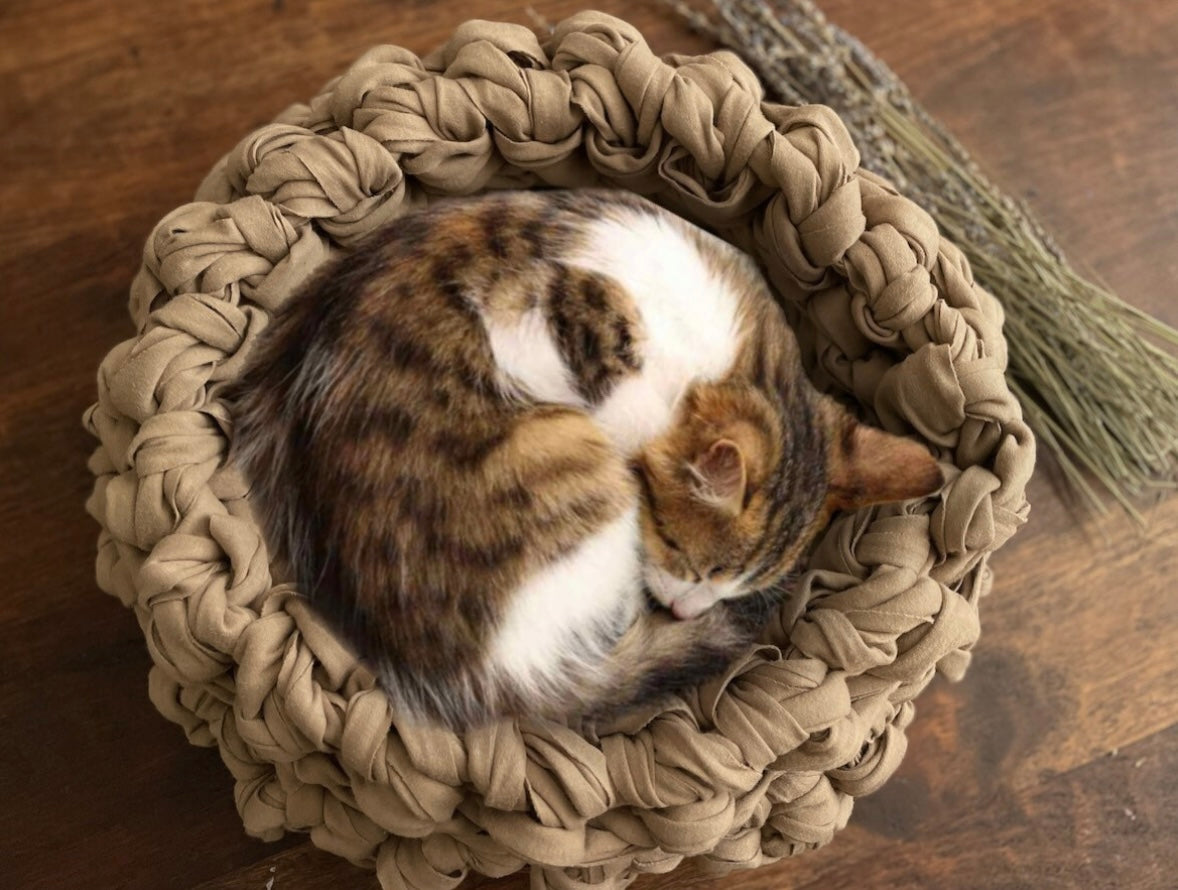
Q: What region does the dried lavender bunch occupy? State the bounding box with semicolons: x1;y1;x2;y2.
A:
666;0;1178;518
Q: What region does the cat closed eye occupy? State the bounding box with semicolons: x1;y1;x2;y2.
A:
708;565;729;578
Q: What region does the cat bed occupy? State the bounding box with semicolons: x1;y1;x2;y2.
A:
84;12;1033;890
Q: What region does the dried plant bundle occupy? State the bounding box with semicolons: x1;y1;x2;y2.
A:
666;0;1178;518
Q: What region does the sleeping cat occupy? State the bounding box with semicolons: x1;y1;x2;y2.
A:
226;189;941;729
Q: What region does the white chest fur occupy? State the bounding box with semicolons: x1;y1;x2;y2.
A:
486;505;642;692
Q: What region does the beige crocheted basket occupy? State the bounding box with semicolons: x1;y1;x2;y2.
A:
84;11;1034;890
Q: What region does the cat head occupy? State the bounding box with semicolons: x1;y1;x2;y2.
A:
636;380;943;619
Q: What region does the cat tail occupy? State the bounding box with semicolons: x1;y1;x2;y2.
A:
581;594;778;719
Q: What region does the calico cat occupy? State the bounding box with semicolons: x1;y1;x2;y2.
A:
226;189;942;729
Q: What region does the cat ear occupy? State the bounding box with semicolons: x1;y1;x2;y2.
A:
828;420;943;511
688;438;747;515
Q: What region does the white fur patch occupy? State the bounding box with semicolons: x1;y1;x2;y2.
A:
488;507;642;691
484;306;584;407
590;375;671;456
566;211;743;450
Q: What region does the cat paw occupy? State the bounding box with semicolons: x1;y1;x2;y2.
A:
669;586;719;620
643;565;677;608
645;566;726;619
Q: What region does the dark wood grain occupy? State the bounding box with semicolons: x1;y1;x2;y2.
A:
1;1;1175;888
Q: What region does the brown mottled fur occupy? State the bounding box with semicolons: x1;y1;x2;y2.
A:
225;190;942;729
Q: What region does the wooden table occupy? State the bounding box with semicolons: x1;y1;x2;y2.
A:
2;1;1175;888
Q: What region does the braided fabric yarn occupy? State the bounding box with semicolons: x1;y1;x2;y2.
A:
83;12;1034;890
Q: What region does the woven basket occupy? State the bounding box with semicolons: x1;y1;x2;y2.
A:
84;11;1034;889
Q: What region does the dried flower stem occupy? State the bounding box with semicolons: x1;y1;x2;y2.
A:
665;0;1178;519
